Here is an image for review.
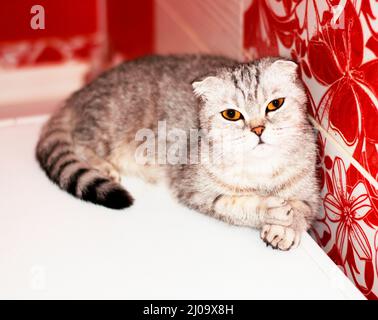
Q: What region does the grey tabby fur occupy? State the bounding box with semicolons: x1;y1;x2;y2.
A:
36;54;319;250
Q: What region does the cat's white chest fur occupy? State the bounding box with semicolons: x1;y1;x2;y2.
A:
202;155;290;196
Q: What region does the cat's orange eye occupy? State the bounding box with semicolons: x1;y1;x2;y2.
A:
221;109;243;121
266;98;285;113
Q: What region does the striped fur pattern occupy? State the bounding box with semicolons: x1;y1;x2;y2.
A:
36;55;233;210
36;108;133;209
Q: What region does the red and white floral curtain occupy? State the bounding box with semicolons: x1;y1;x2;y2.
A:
244;0;378;299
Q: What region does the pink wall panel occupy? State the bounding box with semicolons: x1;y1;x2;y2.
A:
155;0;244;60
244;0;378;299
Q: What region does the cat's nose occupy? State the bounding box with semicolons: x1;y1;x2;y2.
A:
251;126;265;136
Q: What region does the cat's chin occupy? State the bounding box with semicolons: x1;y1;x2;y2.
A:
250;143;275;157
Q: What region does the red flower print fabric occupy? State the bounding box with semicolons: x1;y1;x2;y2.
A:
244;0;378;299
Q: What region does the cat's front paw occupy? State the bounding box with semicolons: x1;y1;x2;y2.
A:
260;224;301;251
263;196;294;227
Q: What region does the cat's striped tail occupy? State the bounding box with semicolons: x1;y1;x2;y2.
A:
35;110;133;210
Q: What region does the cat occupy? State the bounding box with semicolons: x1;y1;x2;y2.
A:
36;54;319;250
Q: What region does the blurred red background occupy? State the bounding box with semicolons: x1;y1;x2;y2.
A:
0;0;154;67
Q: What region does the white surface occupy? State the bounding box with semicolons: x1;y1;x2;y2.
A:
0;62;87;107
0;116;365;300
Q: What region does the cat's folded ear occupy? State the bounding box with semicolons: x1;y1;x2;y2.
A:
192;76;223;99
271;59;299;78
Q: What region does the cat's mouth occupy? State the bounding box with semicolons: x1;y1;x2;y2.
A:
253;139;271;150
257;137;268;145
